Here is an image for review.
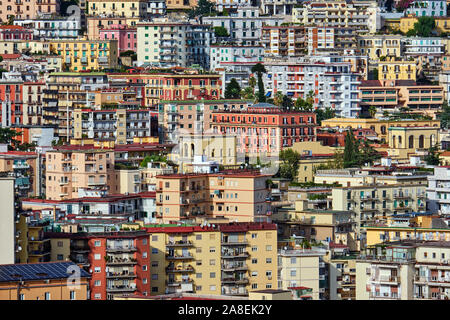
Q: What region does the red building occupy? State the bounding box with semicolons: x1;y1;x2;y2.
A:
0;25;33;41
0;80;23;126
211;103;317;155
317;128;378;147
50;231;151;300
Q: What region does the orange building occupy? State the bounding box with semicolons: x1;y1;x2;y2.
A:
0;262;90;300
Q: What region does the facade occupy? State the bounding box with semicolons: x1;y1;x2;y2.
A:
136;20;212;69
0;0;60;22
45;147;117;200
99;24;137;54
387;126;439;160
210;44;263;71
378;58;417;81
155;170;272;223
405;0;447;17
427;166;450;214
0;262;90;300
261;25;306;57
14;15;81;39
87;0;150;19
0;177;15;265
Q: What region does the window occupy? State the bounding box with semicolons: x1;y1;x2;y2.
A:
424;252;428;258
252;258;258;264
290;257;297;264
210;272;216;278
196;286;202;291
57;241;64;247
151;235;158;241
252;246;258;252
210;285;216;291
432;252;436;259
209;247;215;253
196;234;202;240
94;293;101;299
151;248;158;254
152;287;158;292
151;261;158;267
266;258;272;264
252;284;258;289
19;294;24;300
45;292;51;300
290;270;296;277
94;280;101;286
70;291;76;300
94;267;101;273
143;238;147;245
210;259;215;265
151;274;158;280
142;265;148;271
266;284;272;289
266;271;272;277
94;254;101;260
143;252;148;258
266;245;272;251
94;240;101;247
57;254;64;260
196;273;202;278
252;233;257;239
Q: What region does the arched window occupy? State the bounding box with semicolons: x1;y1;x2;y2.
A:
430;134;436;146
398;135;402;147
190;143;194;158
419;135;424;148
381;126;386;134
392;135;396;148
409;135;414;149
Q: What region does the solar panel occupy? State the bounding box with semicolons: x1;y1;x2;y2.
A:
0;262;91;283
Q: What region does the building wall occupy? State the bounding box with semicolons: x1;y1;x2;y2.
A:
0;178;15;264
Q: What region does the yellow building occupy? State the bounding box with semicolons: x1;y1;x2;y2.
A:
357;35;403;62
378;58;417;81
321;118;440;142
399;15;419;34
146;222;278;296
365;226;450;246
387;126;439;160
49;39;119;71
87;0;149;18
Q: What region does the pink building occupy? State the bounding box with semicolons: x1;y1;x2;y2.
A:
0;25;33;41
99;24;137;54
0;0;60;22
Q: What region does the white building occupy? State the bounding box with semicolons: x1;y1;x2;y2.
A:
14;14;81;40
0;177;16;264
427;166;450;214
405;0;447;17
210;44;263;71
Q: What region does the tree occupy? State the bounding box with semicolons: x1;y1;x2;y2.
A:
273;91;284;107
188;0;217;18
240;87;255;100
249;76;256;93
424;144;441;165
315;107;335;125
279;149;302;181
0;128;21;148
294;96;313;112
213;26;229;37
343;131;359;168
368;106;377;118
251;63;267;103
406;28;417;37
440;100;450;129
224;78;241;99
281;95;294;110
412;17;436;37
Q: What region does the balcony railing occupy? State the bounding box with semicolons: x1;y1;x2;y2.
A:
166;279;194;286
221;240;249;246
106;272;137;279
166;240;193;247
106;285;136;292
106;246;137;253
221;252;250;259
166;253;194;260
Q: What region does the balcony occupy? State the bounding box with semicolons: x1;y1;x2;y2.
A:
70;243;90;252
166;240;194;247
166;266;195;273
222;277;249;285
222;264;248;272
166;253;194;260
221;240;249;246
106;285;136;293
106;258;138;266
106;272;137;279
106;246;137;253
166;279;194;286
221;252;250;259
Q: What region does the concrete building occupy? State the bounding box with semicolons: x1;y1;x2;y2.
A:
405;0;447;17
210;44;263;72
99;24;137;54
427;166;450;215
387;126;439;160
0;0;60;22
261;25;306;57
0;177;15;265
14;14;81;40
87;0;150;18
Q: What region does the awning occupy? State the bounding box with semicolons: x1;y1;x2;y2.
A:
287;92;294;96
266;92;272;97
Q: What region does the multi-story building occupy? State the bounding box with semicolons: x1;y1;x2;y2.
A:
45;146;117;200
427;166;450;215
73;108;158;145
278;247;327;300
378;57;417;81
0;78;25;127
158;99;252;143
155;170;272;223
357;35;404;63
328;250;357;300
146;222;278;297
136;20;212;69
202;7;286;46
0;0;60;22
387;126;440;160
263;59;362;118
14;14;81;39
210;44;264;72
0;176;15;265
99;24;137;54
86;16;139;40
49;39;119;71
87;0;150;18
261;25;306;57
403;37;444;81
405;0;447;17
0;262;90;300
211;103;317;157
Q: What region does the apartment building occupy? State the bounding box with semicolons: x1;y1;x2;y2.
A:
49;39;119;71
0;177;15;265
73;108;158;145
45;146;116;200
211;104;317;157
387;126;439;160
136;20;212;69
14;14;81;40
65;230;151;300
146;222;277;297
87;0;150;18
155;170;272;223
263;60;362;118
359;80;444;117
378;58;417;81
99;24;137;54
0;151;40;198
216;0;251;11
0;78;25;127
86;16;139;40
357;35;404;63
328;251;357;300
107;72;222;107
292;0;381;34
22;81;45;126
165;0;197;10
158;99;252;143
332;184;427;237
210;44;264;72
405;0;447;17
261;25;306;57
306;26;335;55
278;248;327;300
0;262;90;300
427;166;450;215
15;217;51;263
202;7;286;46
0;0;60;22
403;37;444;81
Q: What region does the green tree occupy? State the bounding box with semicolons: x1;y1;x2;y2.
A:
294;97;313;112
213;26;229;37
279;149;302;181
240;87;255;100
424;144;441;165
188;0;217;18
368;106;377;118
440;100;450;129
251;63;267;103
249;76;256;93
315;107;335;125
273;91;284;107
0;128;21;149
224;78;241;99
413;16;436;37
343;131;359;168
281;95;294;110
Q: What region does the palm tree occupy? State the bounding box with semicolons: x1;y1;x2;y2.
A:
273;91;284;107
241;87;255;100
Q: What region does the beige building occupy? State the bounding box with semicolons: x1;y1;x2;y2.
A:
87;0;149;18
387;126;439;160
278;248;327;300
155;171;272;223
0;177;15;265
45;147;117;200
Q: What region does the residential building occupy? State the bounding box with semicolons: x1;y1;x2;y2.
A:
0;177;15;265
0;262;90;300
261;25;306;57
427;166;450;215
405;0;447;17
0;0;60;22
387;126;439;160
86;16;139;40
49;39;119;71
87;0;150;19
14;14;81;40
45;146;117;200
378;57;417;81
357;35;404;63
210;44;264;72
403;37;444;81
136;20;213;69
211;104;317;157
99;24;137;54
155;170;272;223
